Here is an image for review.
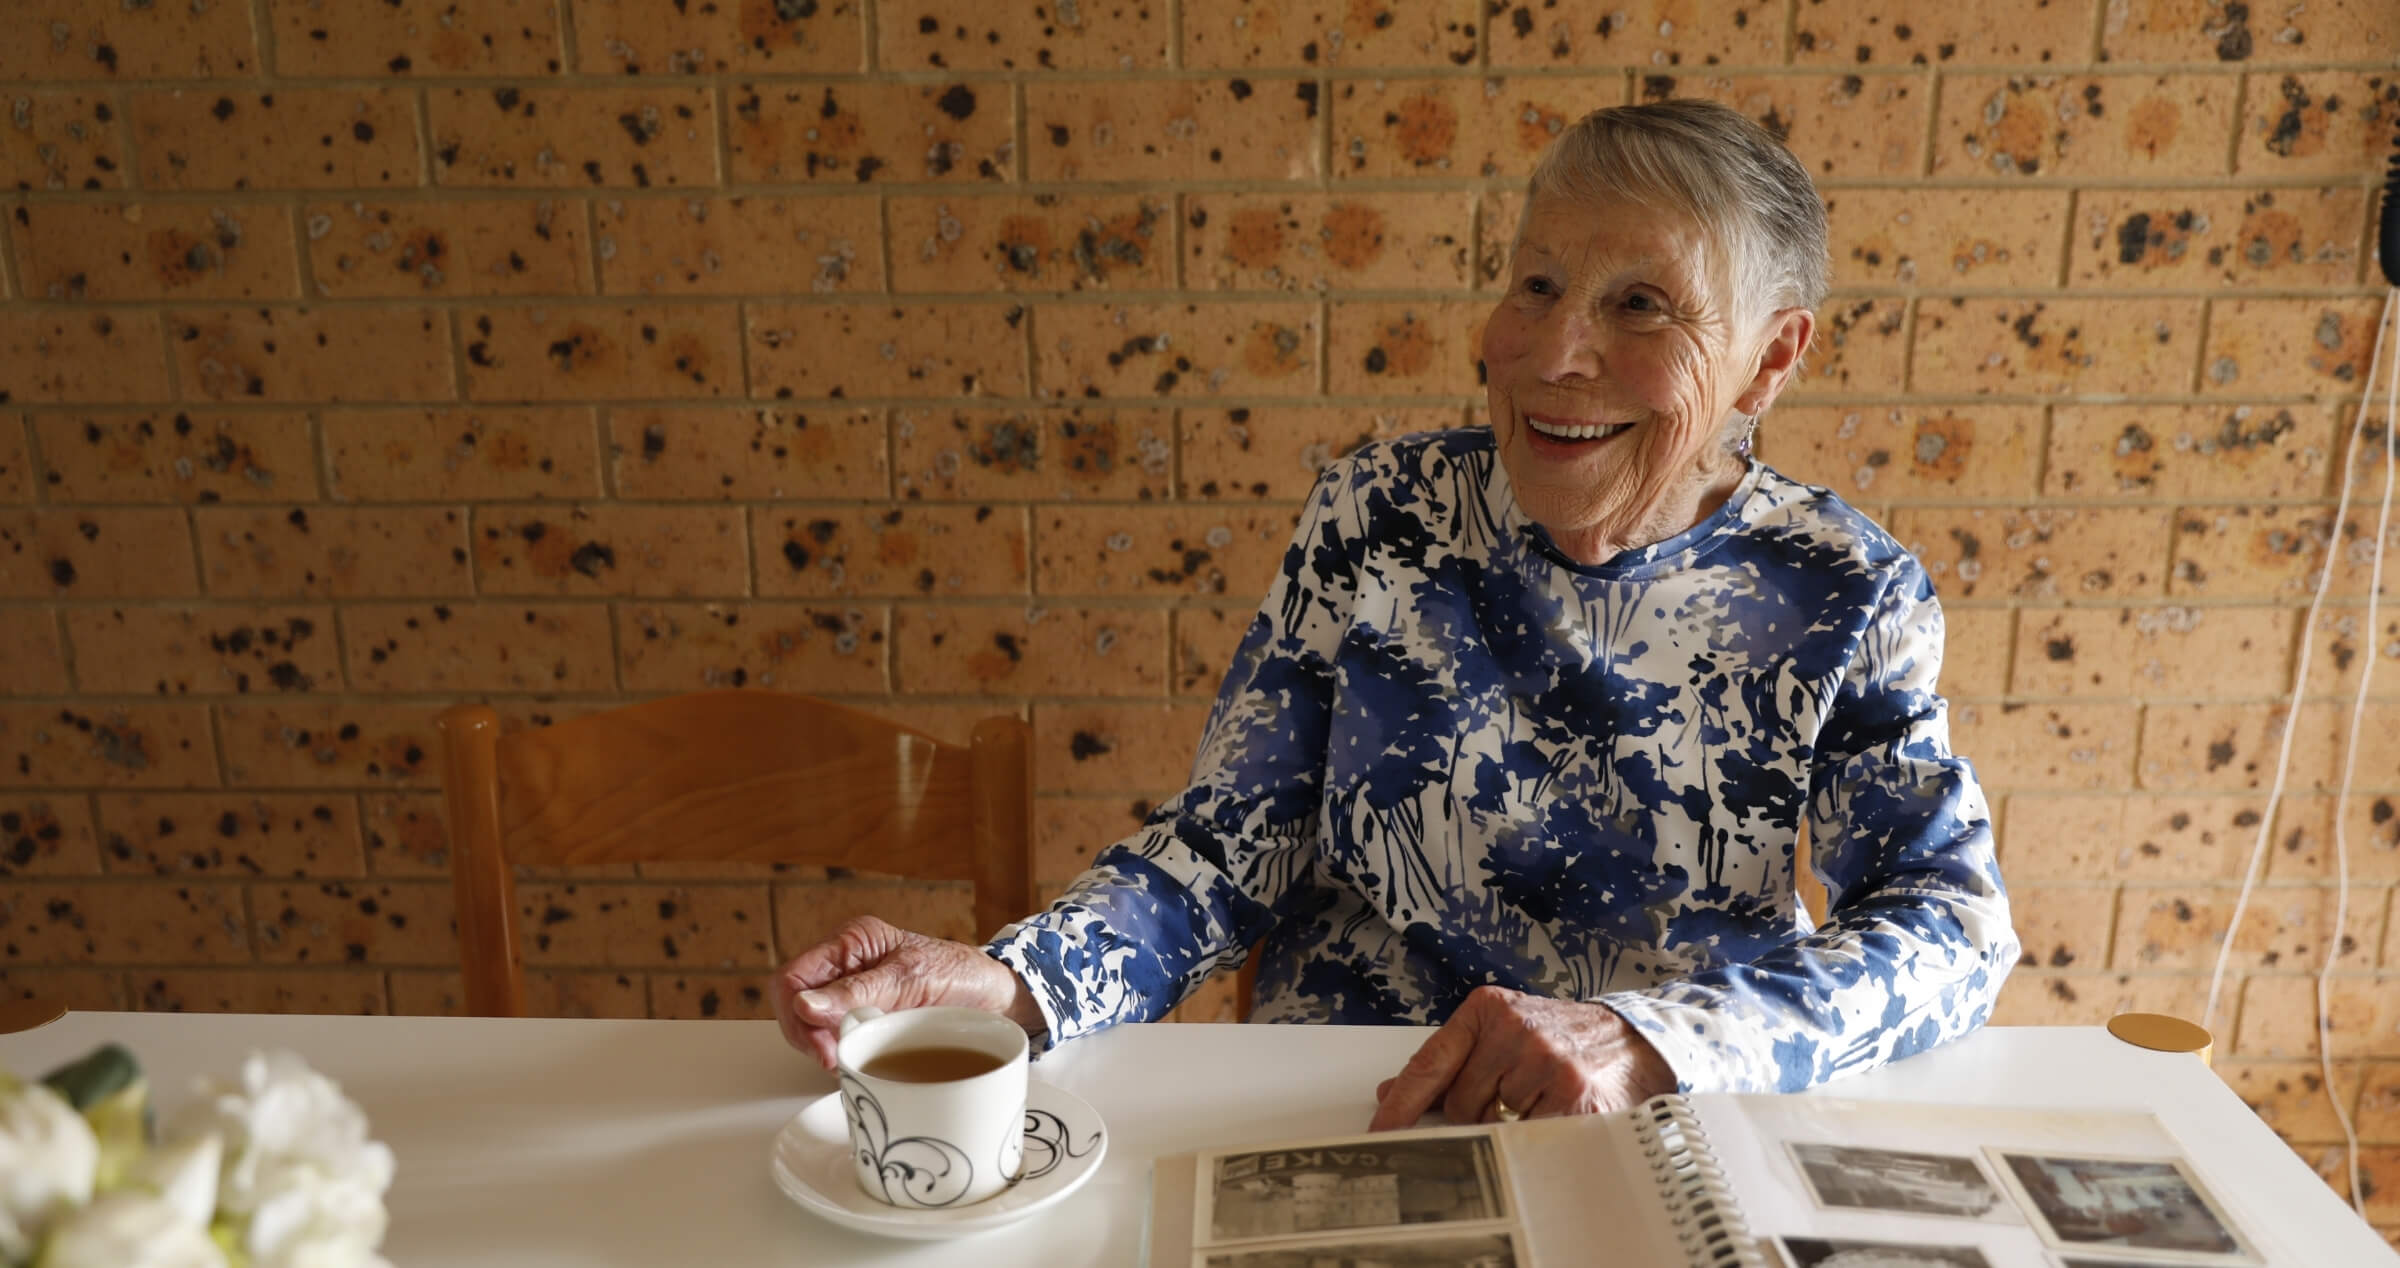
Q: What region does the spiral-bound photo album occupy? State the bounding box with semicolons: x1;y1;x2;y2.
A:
1145;1092;2274;1268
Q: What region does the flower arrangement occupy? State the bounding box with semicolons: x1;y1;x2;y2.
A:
0;1044;394;1268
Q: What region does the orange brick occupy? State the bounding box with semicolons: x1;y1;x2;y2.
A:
1036;504;1298;599
1333;76;1625;181
2302;609;2400;702
1033;795;1153;891
1654;74;1929;181
1934;74;2237;180
462;304;741;400
1912;297;2204;396
0;795;99;877
1795;0;2084;65
2168;505;2394;600
1475;189;1526;290
894;606;1168;697
1938;606;2012;700
0;1;259;77
472;504;747;596
2014;606;2296;698
776;875;983;947
754;505;1028;599
2261;794;2342;882
343;602;615;693
877;0;1167;71
430;85;716;188
2239;73;2400;179
2071;188;2366;290
2108;0;2397;63
1036;302;1317;400
517;881;773;968
2203;298;2383;398
270;0;562;76
651;973;773;1020
1181;405;1462;500
613;407;886;500
2326;1145;2400;1222
65;605;338;696
2138;702;2310;792
216;699;439;787
0;420;31;502
2047;405;2338;500
1185;0;1478;68
1491;1;1783;67
322;406;600;501
387;968;650;1017
251;878;456;967
890;194;1170;293
97;792;364;877
0;703;217;788
572;0;858;73
2361;1064;2400;1143
1760;406;2041;503
1946;700;2138;791
1029;80;1317;182
306;198;591;299
169;307;453;404
1326;300;1486;397
1992;971;2210;1030
197;506;470;598
2218;1060;2359;1143
32;412;318;504
1783;298;1909;400
361;791;445;877
13;202;297;301
1032;702;1210;794
894;406;1172;501
0;93;128;193
597;195;882;296
1996;793;2126;881
0;611;64;695
617;602;886;693
2009;884;2118;972
1187;192;1472;293
747;302;1028;400
1892;506;2172;601
0;313;171;402
728;79;1015;184
131;89;420;190
0;508;199;598
2117;885;2379;973
1172;606;1253;696
0;882;248;964
1824;189;2068;290
132;970;387;1015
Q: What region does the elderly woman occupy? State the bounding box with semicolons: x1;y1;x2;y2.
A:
776;99;2018;1128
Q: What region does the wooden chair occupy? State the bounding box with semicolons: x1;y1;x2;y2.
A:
435;691;1034;1018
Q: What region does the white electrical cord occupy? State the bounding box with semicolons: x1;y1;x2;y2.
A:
2202;287;2396;1216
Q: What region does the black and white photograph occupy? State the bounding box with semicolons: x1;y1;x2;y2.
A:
1786;1142;2013;1221
1775;1234;1995;1267
1200;1231;1520;1268
1201;1133;1507;1245
1990;1151;2257;1263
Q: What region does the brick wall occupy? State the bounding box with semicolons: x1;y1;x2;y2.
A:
1;0;2396;1228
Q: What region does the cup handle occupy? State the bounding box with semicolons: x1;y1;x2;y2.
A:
838;1005;885;1037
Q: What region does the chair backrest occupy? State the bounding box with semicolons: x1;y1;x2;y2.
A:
435;690;1034;1018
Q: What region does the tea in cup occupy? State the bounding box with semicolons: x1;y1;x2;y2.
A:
834;1005;1030;1209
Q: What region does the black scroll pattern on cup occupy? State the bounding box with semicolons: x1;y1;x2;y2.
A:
840;1073;976;1208
1010;1105;1101;1185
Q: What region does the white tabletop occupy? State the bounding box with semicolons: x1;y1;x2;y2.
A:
2;1014;2388;1266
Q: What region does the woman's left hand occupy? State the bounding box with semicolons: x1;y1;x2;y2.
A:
1367;986;1677;1131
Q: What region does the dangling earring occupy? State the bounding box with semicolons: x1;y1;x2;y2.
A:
1730;411;1759;458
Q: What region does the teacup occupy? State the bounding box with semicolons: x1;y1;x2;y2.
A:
834;1005;1030;1209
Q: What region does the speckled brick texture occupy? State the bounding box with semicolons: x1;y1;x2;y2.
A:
2;0;2397;1215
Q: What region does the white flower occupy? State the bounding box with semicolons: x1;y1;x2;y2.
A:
242;1161;389;1268
167;1051;392;1268
33;1191;228;1268
133;1132;222;1234
0;1076;99;1264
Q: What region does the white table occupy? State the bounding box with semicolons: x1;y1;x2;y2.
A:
2;1015;2388;1266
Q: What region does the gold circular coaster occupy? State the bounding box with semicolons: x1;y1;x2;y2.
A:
2107;1012;2214;1066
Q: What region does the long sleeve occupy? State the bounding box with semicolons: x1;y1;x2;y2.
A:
1598;566;2020;1093
986;465;1360;1046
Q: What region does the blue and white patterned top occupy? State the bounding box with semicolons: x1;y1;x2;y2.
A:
988;428;2017;1094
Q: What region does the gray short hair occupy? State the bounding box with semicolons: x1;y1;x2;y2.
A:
1522;99;1830;323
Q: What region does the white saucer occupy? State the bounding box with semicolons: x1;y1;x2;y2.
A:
770;1079;1108;1240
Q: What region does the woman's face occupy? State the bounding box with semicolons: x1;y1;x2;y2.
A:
1482;193;1804;565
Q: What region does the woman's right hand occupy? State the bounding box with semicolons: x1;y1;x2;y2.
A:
772;915;1044;1069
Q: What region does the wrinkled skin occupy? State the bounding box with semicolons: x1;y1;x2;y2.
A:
772;915;1042;1070
1368;987;1679;1129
